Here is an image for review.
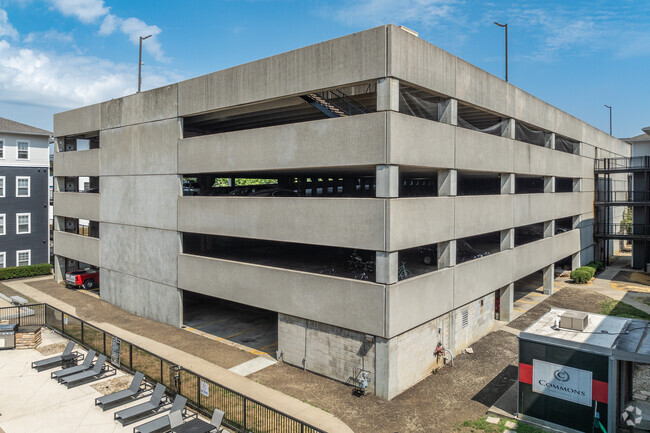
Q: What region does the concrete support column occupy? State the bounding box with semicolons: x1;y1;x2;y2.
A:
500;173;515;194
500;229;514;251
54;255;65;283
437;98;457;126
572;214;582;230
53;216;64;232
499;283;514;322
376;78;399;112
543;264;554;295
573;178;582;192
374;337;392;400
575;142;584;156
376;165;399;198
438;240;456;268
571;252;581;270
543;220;555;238
375;251;398;284
501;118;515;139
438;169;457;197
53;176;65;193
544;176;555;193
545;132;556;149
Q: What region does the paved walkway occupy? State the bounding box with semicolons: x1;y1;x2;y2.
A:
3;277;353;433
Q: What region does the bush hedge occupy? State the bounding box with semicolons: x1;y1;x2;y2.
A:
0;263;52;280
570;261;604;284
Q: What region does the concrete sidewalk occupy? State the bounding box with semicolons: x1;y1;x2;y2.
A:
2;277;353;433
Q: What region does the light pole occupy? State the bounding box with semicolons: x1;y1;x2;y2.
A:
604;105;612;135
494;22;508;82
138;34;152;93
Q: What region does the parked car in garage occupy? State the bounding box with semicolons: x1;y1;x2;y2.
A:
65;268;99;290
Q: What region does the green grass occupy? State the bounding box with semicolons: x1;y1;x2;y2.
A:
600;299;650;320
458;417;547;433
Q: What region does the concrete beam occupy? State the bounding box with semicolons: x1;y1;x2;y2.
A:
376;165;399;198
53;149;100;177
376;251;398;284
500;173;515;194
499;283;514;322
53;231;100;266
500;229;514;251
542;264;554;295
53;192;100;221
438;169;457;196
437;98;457;126
438;240;456;268
377;78;399;112
544;176;555;193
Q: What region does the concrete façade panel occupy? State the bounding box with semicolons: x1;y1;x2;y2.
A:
53;149;100;177
101;84;178;129
453;250;514;308
386;267;454;338
513;193;586;227
178;196;387;251
454;126;514;173
100;119;180;176
100;175;179;231
100;268;181;327
387;112;455;168
100;222;179;287
54;103;101;137
177;26;387;117
454;195;514;239
386;197;455;251
53;231;100;266
178;112;388;174
513;229;580;280
53;192;100;221
178;253;386;336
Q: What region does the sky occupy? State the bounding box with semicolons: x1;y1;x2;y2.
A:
0;0;648;139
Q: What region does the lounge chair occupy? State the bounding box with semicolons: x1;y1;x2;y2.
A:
209;409;226;433
51;349;96;380
114;383;168;426
31;341;78;372
133;395;188;433
95;371;148;411
59;354;115;387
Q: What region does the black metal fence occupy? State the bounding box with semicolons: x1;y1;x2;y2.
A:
595;156;650;171
1;303;326;433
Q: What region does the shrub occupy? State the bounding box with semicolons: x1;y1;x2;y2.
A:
0;263;52;280
586;261;604;271
571;267;593;284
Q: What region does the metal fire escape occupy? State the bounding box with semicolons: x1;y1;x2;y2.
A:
301;89;372;118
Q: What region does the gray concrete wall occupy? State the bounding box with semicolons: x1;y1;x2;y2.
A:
54;103;101;137
100;268;181;327
100;85;178;129
178;112;387;174
53;231;99;266
278;313;376;394
53;149;100;177
178;253;386;336
53;192;100;221
453;251;514;308
452;292;495;352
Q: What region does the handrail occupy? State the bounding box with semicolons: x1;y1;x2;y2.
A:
0;303;326;433
595;156;650;171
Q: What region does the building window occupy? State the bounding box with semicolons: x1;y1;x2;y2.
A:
0;252;5;268
0;138;4;158
0;214;5;235
16;213;30;234
17;140;29;159
16;250;30;267
0;176;4;197
16;176;30;197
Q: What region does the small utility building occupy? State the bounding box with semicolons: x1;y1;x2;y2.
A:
519;309;650;433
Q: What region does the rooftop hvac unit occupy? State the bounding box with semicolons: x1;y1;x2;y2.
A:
559;311;589;331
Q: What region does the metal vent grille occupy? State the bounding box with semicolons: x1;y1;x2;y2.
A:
461;310;469;329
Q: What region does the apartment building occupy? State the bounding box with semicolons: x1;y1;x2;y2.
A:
0;117;50;268
52;25;630;400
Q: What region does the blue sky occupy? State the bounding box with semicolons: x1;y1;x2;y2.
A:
0;0;648;138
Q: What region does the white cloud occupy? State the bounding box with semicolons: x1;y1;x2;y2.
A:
98;13;118;35
0;8;19;39
118;17;165;61
328;0;460;27
0;38;178;110
48;0;109;24
24;29;75;44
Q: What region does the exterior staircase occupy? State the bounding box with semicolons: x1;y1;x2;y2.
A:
301;89;372;118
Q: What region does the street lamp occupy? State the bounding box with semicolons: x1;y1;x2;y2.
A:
604;105;612;135
138;34;152;93
494;22;508;82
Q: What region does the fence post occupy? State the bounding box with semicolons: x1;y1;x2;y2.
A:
103;332;106;355
197;377;201;409
17;306;21;328
243;396;247;431
160;360;163;385
129;344;133;371
81;322;84;345
61;312;65;335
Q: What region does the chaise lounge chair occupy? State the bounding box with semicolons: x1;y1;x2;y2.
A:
59;354;115;387
114;383;168;426
168;408;225;433
133;395;188;433
31;341;79;372
95;371;149;411
51;349;96;380
209;409;226;433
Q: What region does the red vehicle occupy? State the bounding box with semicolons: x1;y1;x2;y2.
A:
65;268;99;290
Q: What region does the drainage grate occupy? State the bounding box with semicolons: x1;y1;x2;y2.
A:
461;310;469;329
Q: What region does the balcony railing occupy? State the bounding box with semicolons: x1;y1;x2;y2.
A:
595;223;650;238
595;191;650;204
595;156;650;172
